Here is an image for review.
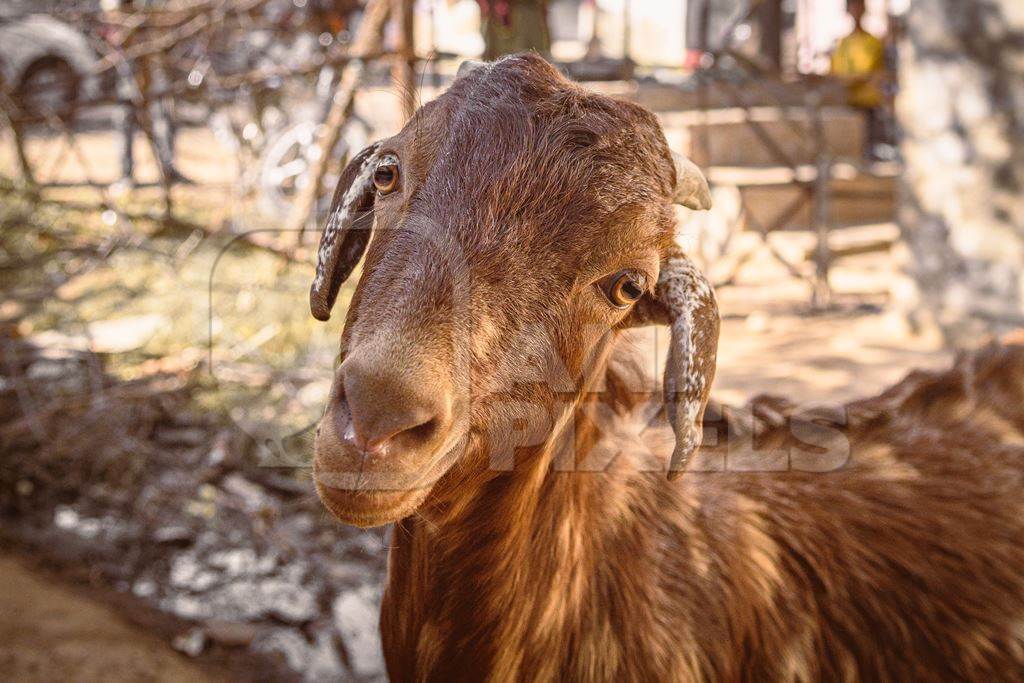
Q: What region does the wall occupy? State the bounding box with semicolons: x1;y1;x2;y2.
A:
894;0;1024;344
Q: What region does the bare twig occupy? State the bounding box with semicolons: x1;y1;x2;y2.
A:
282;0;393;242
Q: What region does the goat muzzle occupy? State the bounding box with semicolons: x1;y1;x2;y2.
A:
313;341;460;526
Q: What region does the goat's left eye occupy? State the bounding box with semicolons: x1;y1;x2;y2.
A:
602;271;647;309
373;156;400;195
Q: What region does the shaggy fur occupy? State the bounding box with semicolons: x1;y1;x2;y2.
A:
310;54;1024;681
380;338;1024;682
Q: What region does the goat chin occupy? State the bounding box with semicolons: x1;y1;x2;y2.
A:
312;429;468;527
314;476;430;528
311;453;442;528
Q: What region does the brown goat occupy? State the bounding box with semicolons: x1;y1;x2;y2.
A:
310;54;1024;681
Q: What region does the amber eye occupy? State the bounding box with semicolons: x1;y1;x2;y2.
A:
373;155;400;195
603;271;647;309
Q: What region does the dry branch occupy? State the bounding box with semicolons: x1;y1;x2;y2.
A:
282;0;393;241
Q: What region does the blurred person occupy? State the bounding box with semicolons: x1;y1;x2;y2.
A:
685;0;783;72
477;0;550;61
830;0;887;160
100;0;190;186
684;0;711;70
309;0;363;38
875;11;903;161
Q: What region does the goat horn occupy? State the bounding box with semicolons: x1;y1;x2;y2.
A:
310;141;382;322
672;152;713;211
622;249;719;479
457;59;487;78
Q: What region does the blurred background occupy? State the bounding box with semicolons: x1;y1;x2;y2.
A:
0;0;1021;680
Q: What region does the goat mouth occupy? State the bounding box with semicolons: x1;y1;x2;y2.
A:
312;424;468;527
314;479;431;528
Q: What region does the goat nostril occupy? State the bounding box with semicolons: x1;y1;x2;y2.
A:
363;437;390;456
350;414;441;457
405;417;439;445
369;416;440;454
339;358;449;454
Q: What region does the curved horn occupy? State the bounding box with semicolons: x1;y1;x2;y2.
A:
457;59;487;78
624;248;720;479
672;152;712;211
310;141;382;321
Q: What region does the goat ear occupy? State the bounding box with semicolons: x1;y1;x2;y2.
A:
310;141;382;322
621;249;719;479
672;152;712;211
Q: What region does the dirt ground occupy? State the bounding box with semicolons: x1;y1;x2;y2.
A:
0;554;224;683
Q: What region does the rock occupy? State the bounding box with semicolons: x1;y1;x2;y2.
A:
206;548;275;577
254;629;312;672
172;628;207;657
332;585;385;678
324;562;378;587
197;484;219;501
165;577;318;624
169;552;220;591
163;594;212;620
347;529;387;556
153;525;193;545
253;472;310;497
221;473;275;514
206;431;234;467
184;500;217;519
305;630;346;681
24;355;90;392
26;359;71;381
154;426;209;448
132;578;158;598
253;628;345;681
204;620;258;647
275;559;311;584
87;314;167;353
259;579;319;623
26;330;89;354
53;506;102;539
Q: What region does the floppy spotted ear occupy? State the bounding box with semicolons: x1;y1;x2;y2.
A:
623;154;718;479
624;249;720;479
310;141;382;322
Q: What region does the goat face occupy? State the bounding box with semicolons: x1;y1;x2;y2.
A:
310;54;717;527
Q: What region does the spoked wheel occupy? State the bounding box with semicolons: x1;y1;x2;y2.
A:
17;57;80;122
257;115;371;221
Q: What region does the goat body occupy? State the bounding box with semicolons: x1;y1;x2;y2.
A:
305;53;1024;681
381;339;1024;681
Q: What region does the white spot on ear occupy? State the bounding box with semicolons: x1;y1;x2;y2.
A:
313;146;382;293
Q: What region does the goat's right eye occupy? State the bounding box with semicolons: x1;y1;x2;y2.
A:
373;156;400;195
599;270;648;309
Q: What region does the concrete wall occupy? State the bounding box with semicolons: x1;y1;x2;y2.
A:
894;0;1024;344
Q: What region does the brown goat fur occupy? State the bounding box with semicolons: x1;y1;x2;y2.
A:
311;54;1024;680
380;338;1024;681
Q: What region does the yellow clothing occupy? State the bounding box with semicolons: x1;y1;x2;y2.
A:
831;28;885;109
